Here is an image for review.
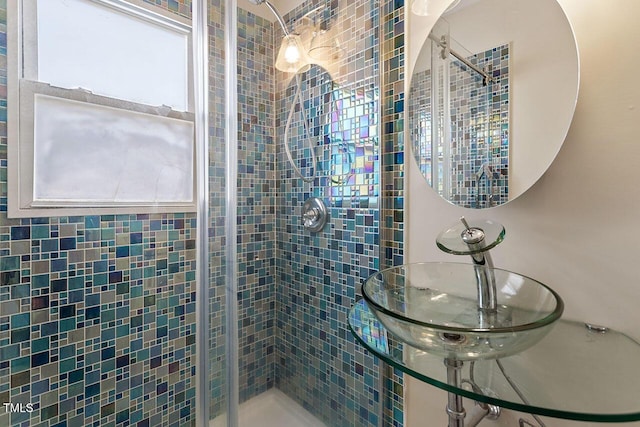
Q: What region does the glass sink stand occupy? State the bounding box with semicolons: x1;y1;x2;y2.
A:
349;299;640;422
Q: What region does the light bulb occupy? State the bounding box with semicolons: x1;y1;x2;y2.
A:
284;38;301;63
411;0;429;16
275;34;310;73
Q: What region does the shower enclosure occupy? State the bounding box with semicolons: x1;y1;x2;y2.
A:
208;0;407;425
0;0;405;426
205;0;389;425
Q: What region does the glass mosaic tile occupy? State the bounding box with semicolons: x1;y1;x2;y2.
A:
1;1;197;412
380;0;406;425
1;1;407;426
268;0;390;425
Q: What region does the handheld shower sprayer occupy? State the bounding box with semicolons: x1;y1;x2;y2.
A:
249;0;320;183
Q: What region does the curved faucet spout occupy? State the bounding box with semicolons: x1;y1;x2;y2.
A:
469;250;498;325
436;217;505;327
458;217;498;325
459;217;498;316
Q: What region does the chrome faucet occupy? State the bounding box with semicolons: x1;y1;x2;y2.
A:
459;217;498;317
437;217;502;328
475;163;495;208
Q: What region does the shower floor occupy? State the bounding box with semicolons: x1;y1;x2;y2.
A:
210;388;327;427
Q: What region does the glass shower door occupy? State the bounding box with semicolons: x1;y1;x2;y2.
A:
228;0;385;426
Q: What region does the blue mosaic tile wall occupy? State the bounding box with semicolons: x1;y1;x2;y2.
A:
215;1;403;422
272;1;387;426
226;1;407;423
380;0;405;425
409;43;510;208
235;7;277;404
0;214;198;427
207;0;229;419
208;2;278;417
0;2;199;427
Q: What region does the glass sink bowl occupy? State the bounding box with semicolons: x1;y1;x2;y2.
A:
362;262;564;360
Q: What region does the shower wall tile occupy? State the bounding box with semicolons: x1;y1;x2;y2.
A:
0;214;199;427
272;0;388;426
236;7;277;404
0;2;198;427
212;1;405;425
274;204;381;427
207;0;229;419
380;0;405;425
142;0;191;18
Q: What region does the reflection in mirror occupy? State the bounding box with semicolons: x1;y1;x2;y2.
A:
408;0;579;208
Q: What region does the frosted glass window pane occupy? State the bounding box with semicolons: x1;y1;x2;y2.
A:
36;0;189;111
33;95;194;204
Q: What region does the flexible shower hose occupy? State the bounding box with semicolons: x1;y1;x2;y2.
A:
283;73;318;183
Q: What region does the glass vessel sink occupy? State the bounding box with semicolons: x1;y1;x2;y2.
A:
362;262;564;360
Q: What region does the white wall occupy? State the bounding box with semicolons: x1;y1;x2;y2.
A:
406;0;640;426
239;0;304;21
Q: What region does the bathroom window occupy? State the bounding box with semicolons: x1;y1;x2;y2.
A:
7;0;195;217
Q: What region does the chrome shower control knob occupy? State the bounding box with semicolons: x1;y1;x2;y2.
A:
303;208;320;222
301;197;328;232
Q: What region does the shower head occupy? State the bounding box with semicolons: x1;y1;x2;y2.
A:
247;0;266;5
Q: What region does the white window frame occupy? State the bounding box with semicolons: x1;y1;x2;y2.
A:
7;0;196;218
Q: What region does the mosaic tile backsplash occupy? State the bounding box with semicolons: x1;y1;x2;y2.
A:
409;43;510;208
0;2;198;427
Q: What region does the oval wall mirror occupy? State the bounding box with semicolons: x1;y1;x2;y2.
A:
408;0;579;208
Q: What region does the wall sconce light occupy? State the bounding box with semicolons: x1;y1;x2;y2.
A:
275;34;309;73
308;25;344;62
274;6;345;73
